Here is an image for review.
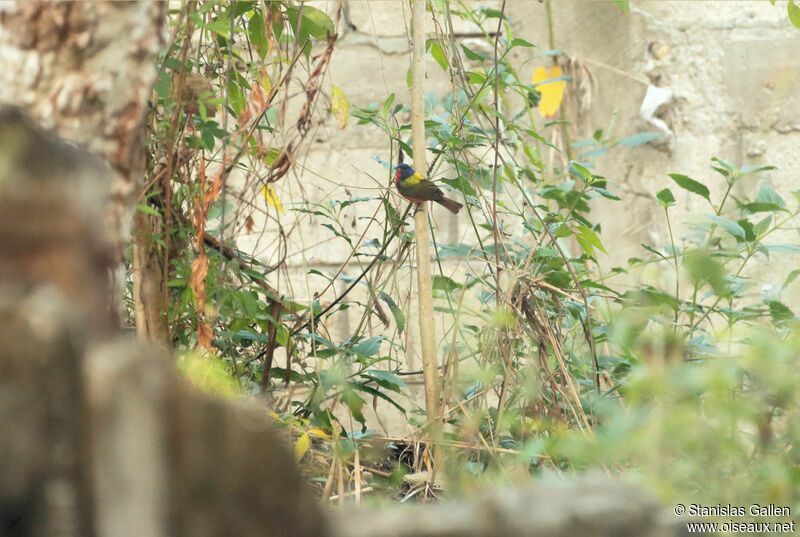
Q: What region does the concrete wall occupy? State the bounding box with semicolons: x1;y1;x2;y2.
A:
234;1;800;431
529;1;800;260
241;0;799;279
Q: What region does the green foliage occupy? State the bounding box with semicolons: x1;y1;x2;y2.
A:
669;173;710;202
136;0;384;422
551;327;800;507
137;0;800;508
574;129;663;159
611;0;630;14
178;352;241;397
789;0;800;29
532;157;800;510
656;188;675;208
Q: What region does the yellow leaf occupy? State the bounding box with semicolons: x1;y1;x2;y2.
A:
262;184;285;213
294;432;310;462
307;427;331;440
331;84;350;129
532;65;566;118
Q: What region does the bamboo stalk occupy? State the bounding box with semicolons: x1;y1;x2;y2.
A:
410;0;442;480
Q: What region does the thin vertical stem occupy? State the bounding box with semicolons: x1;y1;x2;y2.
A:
491;1;506;295
665;208;680;326
411;0;441;480
491;0;510;434
217;0;235;310
544;0;572;161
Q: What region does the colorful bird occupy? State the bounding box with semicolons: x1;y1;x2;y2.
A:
394;163;463;214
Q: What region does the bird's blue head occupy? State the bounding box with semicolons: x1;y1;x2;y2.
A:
394;163;415;181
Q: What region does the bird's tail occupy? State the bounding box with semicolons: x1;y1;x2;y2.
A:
436;196;463;214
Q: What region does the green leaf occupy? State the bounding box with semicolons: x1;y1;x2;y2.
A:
754;215;772;237
287;5;334;43
755;184;786;207
641;244;669;262
361;370;407;392
740;164;777;175
767;300;794;323
593;187;621;201
707;215;745;239
321;223;352;245
207;17;232;38
788;0;800;29
617;132;662;147
429;0;448;12
575;225;607;256
300;5;335;38
478;6;506;18
428;39;449;71
668;173;710;201
433;275;463;293
710;157;735;177
625;286;679;309
381;93;396;117
461;44;487;62
737;219;756;242
341;387;366;426
684;250;730;298
741;202;786;213
766;244;800;254
379;293;405;334
569;161;593;181
657;188;676;208
351;383;406;415
783;269;800;289
509;38;536;49
612;0;630;14
154;70;170;99
437;242;473;258
579;279;619;295
137;204;161;217
467;71;487;85
227;79;246;116
248;11;269;58
353;336;383;357
441;176;476;197
275;323;289;347
526;88;542;108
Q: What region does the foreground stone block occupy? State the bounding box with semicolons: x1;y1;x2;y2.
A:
330;477;686;537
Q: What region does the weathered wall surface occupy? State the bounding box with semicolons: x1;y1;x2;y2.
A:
235;1;800;432
528;1;800;261
241;0;799;286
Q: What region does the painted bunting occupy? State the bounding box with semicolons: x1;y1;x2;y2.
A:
394;163;463;214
